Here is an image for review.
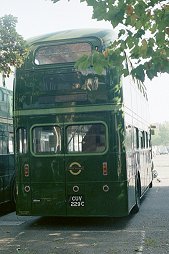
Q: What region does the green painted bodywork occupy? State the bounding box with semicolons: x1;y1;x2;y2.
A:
14;29;152;217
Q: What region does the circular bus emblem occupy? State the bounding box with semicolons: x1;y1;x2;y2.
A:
68;162;82;176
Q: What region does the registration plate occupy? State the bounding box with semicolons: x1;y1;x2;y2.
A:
68;195;85;207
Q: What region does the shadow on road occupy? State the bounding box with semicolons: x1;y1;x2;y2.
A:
27;212;136;232
0;202;15;216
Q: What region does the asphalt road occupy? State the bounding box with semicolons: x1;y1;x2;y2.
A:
0;155;169;254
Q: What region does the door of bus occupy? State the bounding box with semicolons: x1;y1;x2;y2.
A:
64;120;113;216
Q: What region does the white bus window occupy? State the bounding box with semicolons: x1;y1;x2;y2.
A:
8;132;14;154
35;43;92;65
67;123;106;153
134;128;139;149
32;126;61;154
0;131;7;154
16;128;27;154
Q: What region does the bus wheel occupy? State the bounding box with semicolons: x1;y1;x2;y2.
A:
11;177;16;208
149;181;153;188
132;177;141;213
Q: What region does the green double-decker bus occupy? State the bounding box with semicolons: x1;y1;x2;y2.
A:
14;29;153;217
0;86;15;206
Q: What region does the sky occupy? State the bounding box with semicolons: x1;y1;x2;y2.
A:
0;0;169;124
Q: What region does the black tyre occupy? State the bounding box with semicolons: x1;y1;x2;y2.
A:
132;177;141;213
149;181;153;188
10;176;16;208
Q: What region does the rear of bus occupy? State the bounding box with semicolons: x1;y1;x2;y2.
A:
14;29;129;217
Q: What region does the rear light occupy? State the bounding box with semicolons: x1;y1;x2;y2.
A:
103;162;108;175
24;164;29;177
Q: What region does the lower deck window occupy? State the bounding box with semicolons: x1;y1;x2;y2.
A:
16;128;27;154
0;131;7;154
67;123;106;153
32;126;61;154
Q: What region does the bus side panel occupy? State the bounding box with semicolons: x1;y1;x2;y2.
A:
16;155;31;215
16;155;67;216
29;153;66;216
16;183;31;215
31;183;66;216
16;183;66;216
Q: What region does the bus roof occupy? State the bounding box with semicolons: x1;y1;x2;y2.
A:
28;28;117;46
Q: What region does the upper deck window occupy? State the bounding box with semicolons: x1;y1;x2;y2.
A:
34;42;92;65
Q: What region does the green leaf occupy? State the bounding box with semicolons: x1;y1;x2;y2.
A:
118;29;126;38
131;65;145;82
135;29;145;38
75;55;91;70
92;2;107;21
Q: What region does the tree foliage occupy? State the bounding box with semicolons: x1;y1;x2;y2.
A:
0;15;28;77
50;0;169;82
